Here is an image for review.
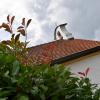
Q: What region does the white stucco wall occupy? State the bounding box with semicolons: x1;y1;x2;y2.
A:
66;52;100;85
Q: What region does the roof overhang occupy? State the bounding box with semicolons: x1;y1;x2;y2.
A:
51;46;100;65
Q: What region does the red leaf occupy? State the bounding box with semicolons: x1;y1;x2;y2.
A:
0;25;2;28
85;67;90;76
7;15;10;22
1;23;12;33
26;19;32;27
5;27;12;33
78;72;85;77
2;23;9;28
15;34;20;43
17;29;25;36
22;18;25;26
11;16;15;25
17;26;24;29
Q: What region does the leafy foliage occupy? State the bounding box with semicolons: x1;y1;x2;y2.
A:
0;47;100;100
0;15;100;100
0;15;32;63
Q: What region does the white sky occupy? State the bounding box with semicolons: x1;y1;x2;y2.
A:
0;0;100;46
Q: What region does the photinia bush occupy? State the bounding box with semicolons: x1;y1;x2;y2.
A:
0;47;100;100
0;15;100;100
0;15;32;64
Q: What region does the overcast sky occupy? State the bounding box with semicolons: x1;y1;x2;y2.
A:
0;0;100;46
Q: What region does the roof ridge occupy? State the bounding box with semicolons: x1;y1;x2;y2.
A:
29;39;70;48
29;39;100;49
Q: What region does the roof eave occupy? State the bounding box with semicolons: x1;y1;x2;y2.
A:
50;46;100;66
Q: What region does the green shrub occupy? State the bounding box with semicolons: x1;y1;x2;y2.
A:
0;50;100;100
0;15;100;100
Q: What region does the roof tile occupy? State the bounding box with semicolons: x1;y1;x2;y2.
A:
26;39;100;65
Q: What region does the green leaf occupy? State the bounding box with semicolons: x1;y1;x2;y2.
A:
12;60;20;76
4;71;9;77
40;85;48;92
4;54;15;64
0;98;7;100
93;88;100;99
40;93;45;100
0;91;11;98
65;94;74;99
16;94;29;100
11;34;15;39
31;86;39;95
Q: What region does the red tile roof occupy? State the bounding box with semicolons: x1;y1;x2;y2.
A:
26;39;100;65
